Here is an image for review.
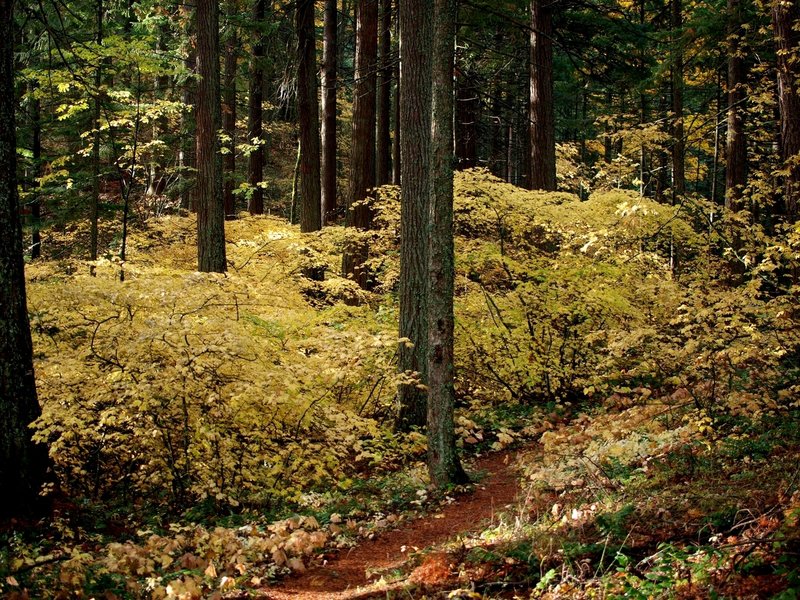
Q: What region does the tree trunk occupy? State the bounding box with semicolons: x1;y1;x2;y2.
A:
342;0;378;287
321;0;338;223
528;0;555;191
91;0;103;260
392;32;401;186
726;0;747;211
223;11;238;220
30;83;41;259
180;19;197;212
671;0;685;201
455;69;478;170
396;0;433;431
247;0;265;215
0;0;48;518
376;0;392;186
296;0;322;232
773;0;800;221
428;0;467;487
196;0;227;272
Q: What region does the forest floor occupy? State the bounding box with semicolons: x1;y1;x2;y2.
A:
258;447;527;599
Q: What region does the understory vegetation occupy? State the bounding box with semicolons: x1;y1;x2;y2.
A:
3;169;800;598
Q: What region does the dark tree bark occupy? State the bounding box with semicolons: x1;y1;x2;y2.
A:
428;0;467;487
91;0;103;260
342;0;378;287
196;0;227;272
0;0;48;518
726;0;747;211
223;10;238;220
671;0;685;201
773;0;800;221
296;0;322;232
247;0;265;215
376;0;392;186
392;29;401;186
396;0;433;431
321;0;338;223
30;82;41;259
455;68;478;170
528;0;555;191
180;34;197;211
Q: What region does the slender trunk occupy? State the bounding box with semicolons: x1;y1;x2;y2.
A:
248;0;265;215
671;0;685;201
223;16;237;219
0;0;48;518
196;0;227;272
376;0;392;186
773;0;800;221
180;33;197;211
30;83;41;259
455;70;478;170
297;0;322;232
726;0;747;211
392;27;401;186
91;0;103;260
396;0;433;431
342;0;378;287
321;0;338;222
428;0;467;487
529;0;555;190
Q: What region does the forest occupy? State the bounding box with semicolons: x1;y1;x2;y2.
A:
1;0;800;597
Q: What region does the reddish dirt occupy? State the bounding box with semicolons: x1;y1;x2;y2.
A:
257;448;526;599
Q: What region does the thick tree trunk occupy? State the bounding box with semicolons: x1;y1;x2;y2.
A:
321;0;338;223
773;0;800;221
296;0;322;232
0;0;48;518
247;0;265;215
726;0;747;211
428;0;467;487
196;0;227;272
342;0;378;287
396;0;432;431
223;19;237;219
671;0;685;201
376;0;392;186
528;0;555;191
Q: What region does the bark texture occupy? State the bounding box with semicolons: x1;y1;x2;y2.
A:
528;0;555;191
223;16;237;220
376;0;392;186
343;0;378;286
248;0;265;215
196;0;227;272
296;0;322;232
428;0;467;487
321;0;338;223
0;0;48;517
773;0;800;221
396;0;433;431
726;0;747;211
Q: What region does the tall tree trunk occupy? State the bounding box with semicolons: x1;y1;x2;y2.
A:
296;0;322;232
321;0;338;222
342;0;378;287
180;26;197;211
428;0;467;487
0;0;48;518
773;0;800;221
247;0;265;215
455;69;478;170
671;0;685;201
223;11;238;220
726;0;747;211
396;0;433;431
528;0;555;191
392;30;401;186
196;0;227;272
376;0;392;186
91;0;103;260
30;83;41;259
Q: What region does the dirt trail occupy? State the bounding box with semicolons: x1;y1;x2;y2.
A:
258;448;526;600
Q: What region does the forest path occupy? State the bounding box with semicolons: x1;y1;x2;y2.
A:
257;446;529;599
